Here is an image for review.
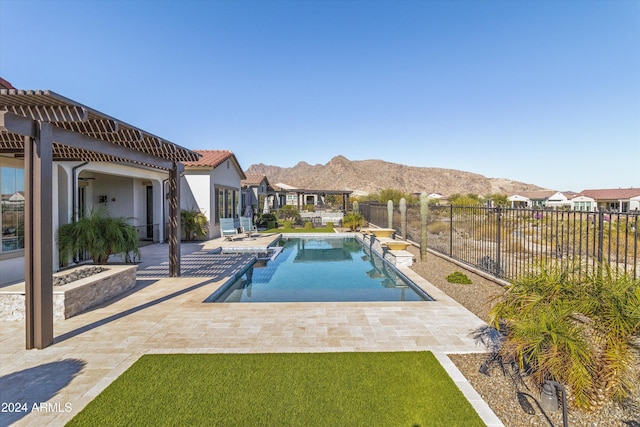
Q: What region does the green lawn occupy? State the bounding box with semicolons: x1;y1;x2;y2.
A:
66;352;485;427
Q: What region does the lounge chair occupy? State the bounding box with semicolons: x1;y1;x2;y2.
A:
220;218;240;241
240;216;258;237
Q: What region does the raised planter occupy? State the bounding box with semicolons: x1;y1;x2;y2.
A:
381;241;412;250
362;228;396;238
0;265;137;321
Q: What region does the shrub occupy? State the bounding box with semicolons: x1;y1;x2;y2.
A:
278;206;301;225
181;209;209;241
489;262;640;410
57;208;139;265
283;221;293;229
427;221;449;234
326;222;334;230
343;212;366;232
304;221;314;230
446;271;472;284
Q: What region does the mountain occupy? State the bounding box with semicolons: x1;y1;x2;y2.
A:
245;155;548;196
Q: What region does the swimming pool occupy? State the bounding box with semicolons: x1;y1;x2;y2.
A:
206;236;433;303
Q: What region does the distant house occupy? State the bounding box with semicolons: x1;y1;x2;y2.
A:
569;194;597;211
508;190;559;209
578;188;640;213
182;150;246;238
242;174;274;214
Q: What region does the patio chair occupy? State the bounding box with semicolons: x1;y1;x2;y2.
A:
220;218;240;241
240;216;258;237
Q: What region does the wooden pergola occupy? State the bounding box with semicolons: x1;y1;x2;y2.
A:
0;89;201;349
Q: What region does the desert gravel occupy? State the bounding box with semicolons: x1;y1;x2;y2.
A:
408;247;640;427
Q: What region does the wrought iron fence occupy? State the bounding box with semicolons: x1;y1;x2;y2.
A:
358;202;639;281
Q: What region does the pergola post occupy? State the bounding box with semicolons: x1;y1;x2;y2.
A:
168;162;182;277
24;122;54;349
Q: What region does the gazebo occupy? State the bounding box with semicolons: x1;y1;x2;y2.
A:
0;87;200;349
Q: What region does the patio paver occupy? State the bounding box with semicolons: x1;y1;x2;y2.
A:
0;236;503;427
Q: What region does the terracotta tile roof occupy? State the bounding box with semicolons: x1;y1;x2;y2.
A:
184;150;235;168
0;77;15;90
579;188;640;200
242;174;268;187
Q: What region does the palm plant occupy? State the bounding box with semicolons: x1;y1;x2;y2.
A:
57;208;140;265
343;211;366;232
489;261;640;410
181;209;209;241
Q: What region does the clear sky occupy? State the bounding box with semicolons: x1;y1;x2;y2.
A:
1;0;638;192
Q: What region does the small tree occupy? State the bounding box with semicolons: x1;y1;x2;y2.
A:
278;205;301;225
181;209;209;241
343;211;366;232
57;208;139;265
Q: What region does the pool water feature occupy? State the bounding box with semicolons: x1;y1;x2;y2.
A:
206;236;433;303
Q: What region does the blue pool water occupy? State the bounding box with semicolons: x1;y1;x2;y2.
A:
206;236;433;303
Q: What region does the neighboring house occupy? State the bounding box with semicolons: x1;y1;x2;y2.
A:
242;174;273;214
508;194;530;208
569;194;597;211
182;150;246;238
578;188;640;213
507;190;572;209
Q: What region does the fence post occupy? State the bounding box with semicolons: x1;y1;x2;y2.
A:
400;198;407;239
597;210;604;269
387;200;394;229
496;206;502;276
449;204;453;257
420;193;428;261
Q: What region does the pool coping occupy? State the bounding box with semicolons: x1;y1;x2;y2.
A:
0;236;505;427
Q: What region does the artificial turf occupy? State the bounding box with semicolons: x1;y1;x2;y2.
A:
66;352;485;427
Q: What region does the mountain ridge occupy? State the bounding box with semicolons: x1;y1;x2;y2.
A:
245;155;548;196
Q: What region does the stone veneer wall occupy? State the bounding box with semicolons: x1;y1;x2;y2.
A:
0;265;137;321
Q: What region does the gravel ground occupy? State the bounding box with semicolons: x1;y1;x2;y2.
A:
408;247;640;427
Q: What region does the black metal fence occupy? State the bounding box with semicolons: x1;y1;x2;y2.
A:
358;202;639;281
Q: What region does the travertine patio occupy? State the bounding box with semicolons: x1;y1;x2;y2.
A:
0;235;503;427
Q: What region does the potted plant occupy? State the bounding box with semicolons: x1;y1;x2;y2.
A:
57;208;140;265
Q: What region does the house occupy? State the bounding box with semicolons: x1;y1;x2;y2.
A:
578;188;640;213
182;150;246;238
242;174;274;214
507;190;559;209
569;194;597;211
0;83;200;348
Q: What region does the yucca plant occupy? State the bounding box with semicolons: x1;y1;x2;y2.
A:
57;208;140;265
489;261;640;410
181;209;208;241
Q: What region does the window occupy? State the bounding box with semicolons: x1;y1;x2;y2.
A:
1;167;25;253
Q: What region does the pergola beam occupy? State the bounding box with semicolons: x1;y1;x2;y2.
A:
51;125;174;170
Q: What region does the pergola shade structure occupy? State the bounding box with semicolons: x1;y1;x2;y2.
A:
0;89;201;349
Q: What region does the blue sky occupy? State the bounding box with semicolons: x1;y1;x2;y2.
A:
1;0;638;192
